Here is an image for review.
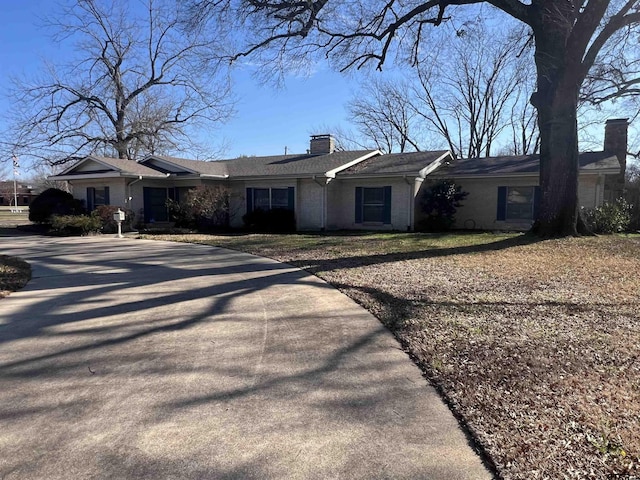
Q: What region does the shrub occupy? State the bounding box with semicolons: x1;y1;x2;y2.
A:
242;207;296;232
167;185;230;231
417;180;468;232
29;188;85;224
50;214;102;236
93;205;134;233
582;198;632;234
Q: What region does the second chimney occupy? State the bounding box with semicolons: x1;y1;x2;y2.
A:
603;118;629;201
310;134;335;155
604;118;629;171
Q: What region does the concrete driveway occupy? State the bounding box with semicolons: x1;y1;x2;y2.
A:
0;235;492;479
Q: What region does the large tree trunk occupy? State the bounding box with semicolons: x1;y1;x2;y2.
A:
532;82;582;236
530;1;589;237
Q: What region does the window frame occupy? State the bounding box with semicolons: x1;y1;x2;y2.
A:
355;186;392;225
247;187;294;213
497;185;540;222
361;187;386;223
505;186;535;221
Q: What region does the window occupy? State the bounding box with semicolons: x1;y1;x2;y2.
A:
246;187;294;212
86;186;110;212
270;188;289;209
355;186;392;224
362;187;385;222
253;188;271;210
497;186;539;221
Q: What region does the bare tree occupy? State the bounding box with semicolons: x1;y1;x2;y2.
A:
7;0;234;165
409;25;538;158
347;77;423;153
343;26;538;158
189;0;640;237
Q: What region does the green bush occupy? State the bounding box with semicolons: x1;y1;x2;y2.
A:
242;207;296;232
50;214;102;236
93;205;134;233
167;186;230;231
29;188;85;223
582;198;632;234
417;180;468;232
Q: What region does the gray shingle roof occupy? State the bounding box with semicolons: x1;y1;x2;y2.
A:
436;151;620;177
148;151;378;177
58;156;167;177
141;155;229;176
225;151;376;177
339;151;450;176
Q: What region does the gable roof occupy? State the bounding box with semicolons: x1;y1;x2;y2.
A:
140;155;229;177
146;150;380;179
437;151;621;178
51;155;167;180
339;150;451;177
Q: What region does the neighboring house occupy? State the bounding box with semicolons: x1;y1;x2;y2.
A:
49;120;627;232
0;182;39;207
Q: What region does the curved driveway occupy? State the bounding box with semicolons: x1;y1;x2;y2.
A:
0;235;491;479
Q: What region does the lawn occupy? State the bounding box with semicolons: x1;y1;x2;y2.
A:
141;231;640;479
0;255;31;298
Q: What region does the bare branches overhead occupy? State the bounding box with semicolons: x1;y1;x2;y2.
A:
188;0;640;236
8;0;234;165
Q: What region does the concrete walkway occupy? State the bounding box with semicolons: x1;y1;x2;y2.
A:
0;235;492;479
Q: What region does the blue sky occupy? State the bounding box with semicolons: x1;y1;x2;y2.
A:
0;1;361;173
1;1;636;176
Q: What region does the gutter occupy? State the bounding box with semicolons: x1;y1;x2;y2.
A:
200;174;230;179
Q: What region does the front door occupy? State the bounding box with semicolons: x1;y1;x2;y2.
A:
143;187;169;223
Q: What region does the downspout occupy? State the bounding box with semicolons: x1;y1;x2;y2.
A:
596;174;605;207
313;175;329;230
403;176;415;231
126;176;143;206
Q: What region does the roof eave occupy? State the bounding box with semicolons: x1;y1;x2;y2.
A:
48;172;165;181
433;167;619;179
200;174;230;179
337;172;422;179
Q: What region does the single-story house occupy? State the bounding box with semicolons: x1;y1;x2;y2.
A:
49;120;628;231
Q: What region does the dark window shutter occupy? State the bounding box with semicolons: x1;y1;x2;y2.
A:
497;186;507;221
246;188;254;213
533;186;541;219
383;186;392;224
87;187;95;212
355;187;363;223
104;186;110;205
168;187;176;202
287;187;295;211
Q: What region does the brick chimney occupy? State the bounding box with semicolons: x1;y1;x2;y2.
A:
604;118;629;169
603;118;629;201
309;134;335;155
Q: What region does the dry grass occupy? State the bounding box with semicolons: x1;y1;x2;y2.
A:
0;255;31;298
142;232;640;479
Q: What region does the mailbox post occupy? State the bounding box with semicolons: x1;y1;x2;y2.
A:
113;208;125;238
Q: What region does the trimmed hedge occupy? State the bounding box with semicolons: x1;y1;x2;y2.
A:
29;188;85;223
242;208;296;232
582;198;632;234
50;214;102;236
